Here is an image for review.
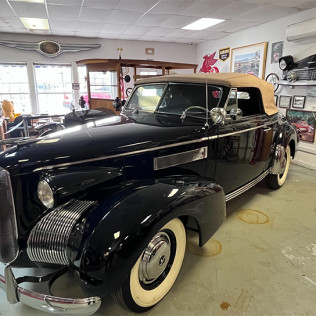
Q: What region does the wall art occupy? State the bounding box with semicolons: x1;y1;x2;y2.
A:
230;42;267;79
292;95;306;109
271;41;283;64
279;95;292;108
200;52;219;73
219;47;230;62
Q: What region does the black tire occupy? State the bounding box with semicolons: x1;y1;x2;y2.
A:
266;145;291;189
114;218;186;312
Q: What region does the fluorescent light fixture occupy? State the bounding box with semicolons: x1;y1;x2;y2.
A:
11;0;44;3
182;18;225;31
20;17;50;30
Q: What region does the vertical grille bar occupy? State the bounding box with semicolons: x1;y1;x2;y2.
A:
0;167;19;264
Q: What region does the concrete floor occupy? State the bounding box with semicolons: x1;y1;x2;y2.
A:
1;163;316;316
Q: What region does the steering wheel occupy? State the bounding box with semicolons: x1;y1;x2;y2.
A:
181;106;210;119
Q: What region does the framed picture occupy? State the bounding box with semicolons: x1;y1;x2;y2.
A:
286;109;316;143
230;42;268;79
274;95;278;104
279;95;292;108
292;95;306;109
271;41;283;64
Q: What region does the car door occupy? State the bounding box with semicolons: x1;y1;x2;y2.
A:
211;87;274;195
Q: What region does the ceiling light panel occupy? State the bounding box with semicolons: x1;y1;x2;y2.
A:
182;18;224;30
20;17;50;29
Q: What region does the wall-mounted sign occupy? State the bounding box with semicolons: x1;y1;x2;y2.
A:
200;52;219;73
219;47;230;62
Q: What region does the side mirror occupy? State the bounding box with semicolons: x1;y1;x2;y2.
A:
210;108;226;125
230;108;243;120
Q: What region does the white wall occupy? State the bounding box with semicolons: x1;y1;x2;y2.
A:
0;32;196;112
196;7;316;169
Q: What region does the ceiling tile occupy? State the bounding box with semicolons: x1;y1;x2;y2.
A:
167;28;196;38
118;34;139;40
150;0;198;15
46;0;83;5
211;2;261;19
9;2;48;19
51;30;76;36
83;0;120;10
174;37;194;43
146;27;175;36
0;1;16;17
49;19;78;31
210;20;260;32
100;23;128;34
138;35;160;41
47;4;81;20
116;0;159;13
76;21;104;32
0;16;25;28
179;0;235;17
80;7;112;22
160;15;197;28
235;4;300;22
135;13;172;27
108;10;143;25
98;33;121;39
123;25;152;35
75;31;99;37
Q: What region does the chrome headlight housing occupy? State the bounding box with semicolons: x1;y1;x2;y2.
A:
279;55;294;71
38;180;54;209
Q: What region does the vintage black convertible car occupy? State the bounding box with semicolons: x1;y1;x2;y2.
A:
0;73;298;315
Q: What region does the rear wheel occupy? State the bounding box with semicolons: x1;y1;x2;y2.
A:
266;145;291;189
114;218;186;312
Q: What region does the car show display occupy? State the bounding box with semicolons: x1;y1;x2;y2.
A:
0;73;298;315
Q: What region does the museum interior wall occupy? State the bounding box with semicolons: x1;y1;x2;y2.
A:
196;7;316;170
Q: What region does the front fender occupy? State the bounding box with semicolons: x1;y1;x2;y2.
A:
75;176;225;297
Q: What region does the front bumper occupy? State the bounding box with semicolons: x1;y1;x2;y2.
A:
0;266;101;315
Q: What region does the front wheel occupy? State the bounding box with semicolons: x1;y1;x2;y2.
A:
266;145;291;189
114;218;186;312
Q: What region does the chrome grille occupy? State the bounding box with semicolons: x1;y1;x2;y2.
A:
0;167;19;264
290;68;316;81
27;200;95;266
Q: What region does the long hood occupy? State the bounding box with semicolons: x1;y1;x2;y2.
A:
0;114;207;175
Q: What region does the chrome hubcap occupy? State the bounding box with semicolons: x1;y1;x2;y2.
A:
139;232;171;285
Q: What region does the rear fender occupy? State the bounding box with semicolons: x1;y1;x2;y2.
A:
75;176;225;297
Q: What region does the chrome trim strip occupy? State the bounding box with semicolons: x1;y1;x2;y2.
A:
154;146;208;170
34;137;210;172
225;169;270;202
0;271;101;315
34;123;273;172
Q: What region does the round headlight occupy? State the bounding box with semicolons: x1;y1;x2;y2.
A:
279;59;287;70
38;180;54;208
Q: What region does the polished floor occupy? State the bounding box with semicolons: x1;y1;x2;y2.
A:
1;163;316;316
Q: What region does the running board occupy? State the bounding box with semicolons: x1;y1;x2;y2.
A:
225;169;270;202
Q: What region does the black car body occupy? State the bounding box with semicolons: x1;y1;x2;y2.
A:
0;73;298;315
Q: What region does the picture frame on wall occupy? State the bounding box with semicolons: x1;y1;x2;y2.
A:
274;95;278;105
279;95;292;108
286;109;316;143
292;95;306;109
230;42;268;79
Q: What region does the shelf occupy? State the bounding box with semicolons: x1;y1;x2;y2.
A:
277;80;316;87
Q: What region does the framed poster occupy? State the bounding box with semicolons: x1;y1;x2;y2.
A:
292;95;306;109
286;109;315;143
230;42;267;79
271;41;283;64
279;95;292;108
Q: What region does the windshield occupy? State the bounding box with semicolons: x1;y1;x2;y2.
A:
126;84;166;113
157;83;222;118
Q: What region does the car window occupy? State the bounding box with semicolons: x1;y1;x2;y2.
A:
126;84;166;112
226;87;263;117
157;83;222;118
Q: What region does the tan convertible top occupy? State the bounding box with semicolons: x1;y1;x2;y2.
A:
137;73;278;116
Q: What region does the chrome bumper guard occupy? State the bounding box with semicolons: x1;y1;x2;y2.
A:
0;266;101;315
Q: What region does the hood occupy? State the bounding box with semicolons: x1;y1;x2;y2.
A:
0;113;207;175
